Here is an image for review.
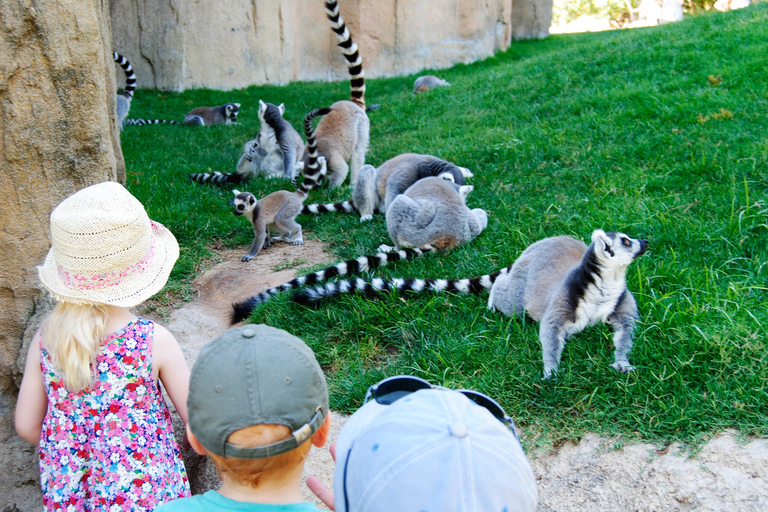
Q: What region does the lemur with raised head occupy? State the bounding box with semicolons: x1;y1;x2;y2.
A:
300;154;473;220
293;230;648;379
113;52;179;128
232;109;329;262
385;176;487;252
184;103;240;126
230;246;434;323
413;75;451;93
189;102;311;185
304;0;370;188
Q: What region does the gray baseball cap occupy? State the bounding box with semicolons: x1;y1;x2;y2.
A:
188;324;329;459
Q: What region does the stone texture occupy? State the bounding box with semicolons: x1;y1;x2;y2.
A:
110;0;552;92
0;0;124;509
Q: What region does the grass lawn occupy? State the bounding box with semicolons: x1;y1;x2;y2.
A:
122;4;768;448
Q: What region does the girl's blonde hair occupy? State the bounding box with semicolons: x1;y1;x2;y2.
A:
43;302;109;393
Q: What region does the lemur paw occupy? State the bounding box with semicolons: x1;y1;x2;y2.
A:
293;240;304;246
241;255;253;262
377;244;394;253
360;215;373;222
610;361;636;373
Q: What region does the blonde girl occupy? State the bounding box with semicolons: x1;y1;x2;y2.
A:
15;182;191;511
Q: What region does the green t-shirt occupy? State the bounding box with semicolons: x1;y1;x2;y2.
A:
156;491;323;511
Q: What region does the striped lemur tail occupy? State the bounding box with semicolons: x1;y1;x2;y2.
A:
296;107;332;194
301;200;357;215
123;118;179;126
291;265;515;305
231;246;434;323
189;170;247;185
324;0;365;109
113;52;136;98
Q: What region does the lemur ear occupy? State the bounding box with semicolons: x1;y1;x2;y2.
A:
459;185;473;201
249;196;257;205
233;189;241;196
439;172;455;183
459;167;474;178
278;103;285;115
591;229;614;256
258;99;266;114
234;103;241;108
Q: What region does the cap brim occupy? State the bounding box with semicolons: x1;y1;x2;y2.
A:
37;222;179;307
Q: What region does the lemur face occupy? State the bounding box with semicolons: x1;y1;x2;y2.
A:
592;229;648;267
226;103;240;122
232;190;256;216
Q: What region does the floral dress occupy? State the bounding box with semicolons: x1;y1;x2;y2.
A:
39;318;190;511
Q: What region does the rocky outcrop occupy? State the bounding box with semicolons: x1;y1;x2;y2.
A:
110;0;553;92
0;1;123;509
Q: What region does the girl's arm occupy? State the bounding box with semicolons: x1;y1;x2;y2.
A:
15;330;48;444
152;324;190;425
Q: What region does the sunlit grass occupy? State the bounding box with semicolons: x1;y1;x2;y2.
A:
123;4;768;447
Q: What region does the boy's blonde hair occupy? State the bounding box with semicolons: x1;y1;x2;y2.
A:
207;423;314;487
43;301;108;393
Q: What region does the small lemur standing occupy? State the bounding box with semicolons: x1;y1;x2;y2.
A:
293;230;648;379
113;52;178;128
305;0;370;188
232;110;329;262
413;75;451;93
230;246;434;323
184;103;240;126
385;176;488;251
300;154;474;221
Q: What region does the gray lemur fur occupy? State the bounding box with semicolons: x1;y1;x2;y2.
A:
413;75;451;93
254;100;305;180
488;229;649;379
353;153;474;221
385;176;487;251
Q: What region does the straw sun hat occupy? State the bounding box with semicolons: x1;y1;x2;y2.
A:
37;182;179;307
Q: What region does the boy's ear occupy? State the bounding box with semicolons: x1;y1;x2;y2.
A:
311;411;333;448
187;425;208;456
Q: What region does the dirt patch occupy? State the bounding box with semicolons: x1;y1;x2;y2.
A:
152;242;768;511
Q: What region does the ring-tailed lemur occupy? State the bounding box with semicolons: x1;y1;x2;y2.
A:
294;230;648;379
413;75;451;93
184;103;240;126
386;176;487;251
230;246;434;323
302;0;369;188
113;52;179;128
299;154;473;219
232;110;329;262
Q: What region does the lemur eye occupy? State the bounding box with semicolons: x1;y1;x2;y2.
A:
236;204;244;211
622;237;630;246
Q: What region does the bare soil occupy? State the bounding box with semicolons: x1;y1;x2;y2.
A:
153;242;768;511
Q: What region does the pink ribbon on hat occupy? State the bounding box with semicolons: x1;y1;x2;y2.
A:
56;233;159;291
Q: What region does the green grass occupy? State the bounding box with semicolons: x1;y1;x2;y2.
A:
123;5;768;448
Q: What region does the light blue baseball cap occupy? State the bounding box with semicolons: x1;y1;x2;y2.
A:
334;388;537;512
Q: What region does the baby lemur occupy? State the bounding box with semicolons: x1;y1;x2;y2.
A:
232;110;328;262
292;230;648;380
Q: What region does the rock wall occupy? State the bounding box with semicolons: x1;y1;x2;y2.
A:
0;0;123;509
110;0;553;92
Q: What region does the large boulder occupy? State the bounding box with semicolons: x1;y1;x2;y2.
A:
111;0;553;92
0;1;123;509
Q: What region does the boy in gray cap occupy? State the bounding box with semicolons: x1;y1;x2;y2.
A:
157;324;332;511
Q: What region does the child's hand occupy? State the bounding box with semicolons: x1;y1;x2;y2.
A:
307;442;336;510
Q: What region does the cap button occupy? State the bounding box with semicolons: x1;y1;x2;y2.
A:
449;423;468;438
242;328;256;338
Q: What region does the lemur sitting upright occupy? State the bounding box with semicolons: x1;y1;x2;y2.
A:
232;109;329;262
293;230;648;380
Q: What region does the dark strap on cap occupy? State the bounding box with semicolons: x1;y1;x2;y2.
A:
223;407;326;459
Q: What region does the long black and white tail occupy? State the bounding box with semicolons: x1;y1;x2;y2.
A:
324;0;366;109
301;200;357;215
231;247;433;323
189;171;245;185
123;118;179;126
113;51;136;98
298;107;332;194
291;265;514;305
